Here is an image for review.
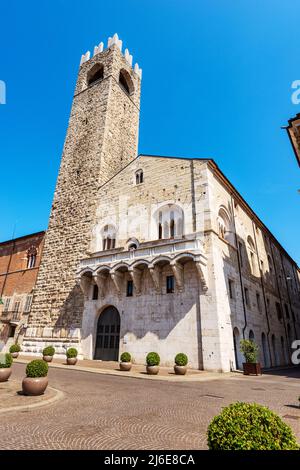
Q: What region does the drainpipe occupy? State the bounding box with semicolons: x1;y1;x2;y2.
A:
189;160;197;233
230;196;247;339
251;221;273;367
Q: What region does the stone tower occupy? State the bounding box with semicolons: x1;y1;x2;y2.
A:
23;34;141;354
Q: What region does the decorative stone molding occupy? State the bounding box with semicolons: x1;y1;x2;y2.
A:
148;264;161;293
128;267;142;295
195;260;208;293
170;261;184;292
93;273;108;299
110;270;124;297
77;275;91;300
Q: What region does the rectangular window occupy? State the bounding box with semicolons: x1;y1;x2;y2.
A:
92;284;99;300
256;292;262;312
244;287;250;307
126;280;133;297
3;298;11;312
166;275;175;293
23;294;33;313
276;302;283;321
228;279;235;299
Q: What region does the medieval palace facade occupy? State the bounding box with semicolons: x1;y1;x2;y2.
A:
1;34;300;372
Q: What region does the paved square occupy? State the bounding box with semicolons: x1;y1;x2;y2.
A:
0;363;299;450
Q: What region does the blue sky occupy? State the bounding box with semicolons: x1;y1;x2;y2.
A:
0;1;299;262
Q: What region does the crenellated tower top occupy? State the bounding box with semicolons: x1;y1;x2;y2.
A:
79;33;142;80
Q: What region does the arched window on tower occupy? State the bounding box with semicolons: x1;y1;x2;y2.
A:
119;69;134;95
27;246;37;269
87;63;104;86
101;225;116;251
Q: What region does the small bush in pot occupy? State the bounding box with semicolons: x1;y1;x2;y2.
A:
240;339;261;375
0;353;13;382
22;359;49;396
66;347;78;365
146;352;160;375
42;345;55;362
207;402;299;450
120;352;132;371
174;353;188;375
9;343;21;358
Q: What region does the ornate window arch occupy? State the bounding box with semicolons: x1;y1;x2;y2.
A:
247;235;257;275
154;204;184;240
217;206;234;245
135;169;143;185
101;224;117;251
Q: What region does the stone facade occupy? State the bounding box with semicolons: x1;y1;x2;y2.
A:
23;36;141;356
19;34;300;370
286;113;300;167
0;231;45;350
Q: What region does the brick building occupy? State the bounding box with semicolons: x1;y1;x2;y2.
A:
0;231;45;350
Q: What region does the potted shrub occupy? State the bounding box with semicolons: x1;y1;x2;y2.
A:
119;352;132;371
22;359;48;396
42;345;55;362
240;339;261;375
9;343;21;359
0;353;13;382
207;402;299;450
66;347;78;365
146;352;160;375
174;353;188;375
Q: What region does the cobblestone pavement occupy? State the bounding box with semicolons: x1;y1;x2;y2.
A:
1;363;300;450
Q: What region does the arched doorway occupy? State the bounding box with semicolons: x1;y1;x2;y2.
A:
94;306;120;361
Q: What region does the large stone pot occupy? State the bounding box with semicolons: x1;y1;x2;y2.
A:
243;362;262;376
120;362;132;371
174;365;187;375
43;355;53;363
11;352;19;359
67;357;77;366
22;377;48;396
146;365;159;375
0;368;12;382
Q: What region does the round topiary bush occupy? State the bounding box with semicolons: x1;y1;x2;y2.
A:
175;353;188;366
26;360;48;378
43;346;55;356
120;352;131;363
207;402;299;450
66;348;78;359
0;353;13;369
9;343;21;354
146;352;160;366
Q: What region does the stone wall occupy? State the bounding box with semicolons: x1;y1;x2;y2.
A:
24;42;141;353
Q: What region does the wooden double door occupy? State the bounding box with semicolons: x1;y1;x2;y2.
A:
94;306;120;361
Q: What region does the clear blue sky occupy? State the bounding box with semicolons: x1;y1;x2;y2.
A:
0;1;299;263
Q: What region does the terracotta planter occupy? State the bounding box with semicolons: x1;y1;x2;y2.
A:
243;362;262;376
174;365;187;375
11;352;19;359
146;365;159;375
43;355;53;363
22;376;48;396
67;357;77;365
0;368;12;382
120;362;132;371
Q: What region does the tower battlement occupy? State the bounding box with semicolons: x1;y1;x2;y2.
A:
80;33;142;80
